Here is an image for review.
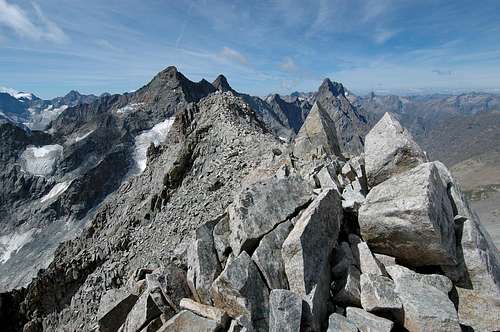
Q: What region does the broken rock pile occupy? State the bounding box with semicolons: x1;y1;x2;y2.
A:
96;111;499;331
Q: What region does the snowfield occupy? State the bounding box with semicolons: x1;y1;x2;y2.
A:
41;180;73;203
131;118;174;174
116;102;144;114
20;144;64;176
0;229;36;264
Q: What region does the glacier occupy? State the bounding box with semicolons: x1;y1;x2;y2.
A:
20;144;64;176
131;118;174;174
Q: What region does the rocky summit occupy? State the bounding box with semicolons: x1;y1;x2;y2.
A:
0;67;499;332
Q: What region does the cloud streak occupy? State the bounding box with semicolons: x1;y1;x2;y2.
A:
0;0;67;42
217;47;249;65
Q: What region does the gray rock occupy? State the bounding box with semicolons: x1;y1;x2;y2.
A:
158;310;220;332
385;264;453;294
187;219;222;304
348;156;368;193
211;251;269;331
141;316;164;332
212;214;232;267
227;315;254;332
268;289;304;332
332;264;361;306
393;276;460;331
454;219;500;295
435;162;500;294
293;102;343;159
373;254;396;268
282;189;342;329
358;162;457;266
179;298;229;327
97;288;139;332
346;307;394;332
360;274;401;313
251;221;293;290
357;242;385;276
364;112;427;187
228;175;313;255
122;290;163;332
327;313;358;332
331;242;356;279
456;287;500;332
314;165;340;192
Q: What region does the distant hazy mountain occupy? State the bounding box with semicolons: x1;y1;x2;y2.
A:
0;88;99;130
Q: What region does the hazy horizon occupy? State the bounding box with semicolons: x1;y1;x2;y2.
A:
1;0;500;98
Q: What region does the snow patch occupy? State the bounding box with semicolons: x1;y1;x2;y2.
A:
0;229;36;264
117;102;144;114
27;104;68;130
41;180;72;203
74;129;94;142
0;87;34;100
131;118;174;174
20;144;63;176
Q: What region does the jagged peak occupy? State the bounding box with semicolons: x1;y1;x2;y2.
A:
318;78;345;97
212;74;234;93
267;93;283;103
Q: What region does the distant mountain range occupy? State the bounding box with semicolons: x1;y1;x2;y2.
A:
0;88;101;130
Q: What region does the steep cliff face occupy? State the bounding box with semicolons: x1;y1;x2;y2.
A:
0;67;218;292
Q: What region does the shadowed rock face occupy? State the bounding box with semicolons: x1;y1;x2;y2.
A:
314;79;371;156
0;67;498;332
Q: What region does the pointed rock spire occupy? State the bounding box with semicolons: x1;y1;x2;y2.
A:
364;112;427;187
212;74;234;93
293;102;343;159
319;78;345;97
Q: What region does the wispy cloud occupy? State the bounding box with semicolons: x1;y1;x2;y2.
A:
217;47;249;65
432;69;453;76
0;0;67;43
94;39;122;53
279;57;298;72
373;29;398;44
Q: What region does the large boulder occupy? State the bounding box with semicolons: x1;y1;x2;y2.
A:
393;275;460;331
345;307;394;332
158;310;220;332
385;264;452;295
293;102;343;159
122;267;190;332
455;287;500;332
179;298;229;327
187;219;221;304
211;251;269;331
251;221;293;290
436;161;500;295
282;189;343;329
97;288;138;332
364;112;427;187
360;274;401;313
357;242;385;276
326;313;358;332
122;289;164;332
358;162;457;266
228;176;313;255
268;289;304;332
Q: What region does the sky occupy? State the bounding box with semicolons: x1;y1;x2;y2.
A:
0;0;500;98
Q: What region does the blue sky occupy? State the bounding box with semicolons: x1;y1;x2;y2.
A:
1;0;500;98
